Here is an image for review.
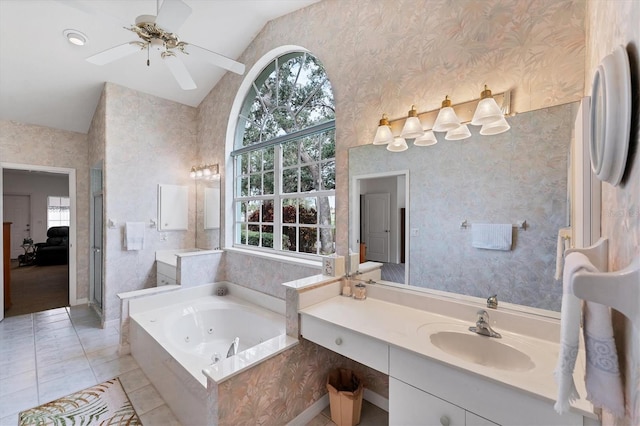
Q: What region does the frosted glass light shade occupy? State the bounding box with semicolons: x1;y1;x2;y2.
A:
387;137;408;152
401;117;424;139
480;116;511;135
445;124;471;140
471;97;504;126
373;124;394;145
414;130;437;146
433;106;461;132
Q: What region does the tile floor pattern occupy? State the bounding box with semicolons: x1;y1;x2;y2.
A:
0;305;180;425
1;305;387;426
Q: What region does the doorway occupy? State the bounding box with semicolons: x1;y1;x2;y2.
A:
0;164;77;322
350;171;409;284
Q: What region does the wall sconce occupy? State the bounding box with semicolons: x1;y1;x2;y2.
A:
372;86;511;150
190;163;220;180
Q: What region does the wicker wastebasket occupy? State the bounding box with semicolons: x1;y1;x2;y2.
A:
326;369;364;426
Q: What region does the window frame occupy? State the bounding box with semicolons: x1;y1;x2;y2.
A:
47;195;70;228
230;51;336;259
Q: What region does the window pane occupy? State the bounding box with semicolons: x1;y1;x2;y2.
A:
302;136;320;162
264;172;274;195
238;223;247;244
240;153;249;174
282;199;297;224
300;163;317;192
262;225;274;248
282;168;298;193
237;202;247;222
321;131;336;160
250;151;262;173
250;174;262;196
299;227;317;254
282;141;298;167
263;146;274;171
299;198;317;224
247;201;261;224
239;177;249;197
282;226;296;251
263;200;274;223
321;160;336;190
318;195;335;226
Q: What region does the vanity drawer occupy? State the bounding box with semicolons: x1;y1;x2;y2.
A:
157;273;176;287
157;261;176;278
300;314;388;373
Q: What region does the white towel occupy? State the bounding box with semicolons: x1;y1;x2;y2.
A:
554;228;572;280
554;252;596;414
471;223;512;251
583;297;625;417
125;222;145;251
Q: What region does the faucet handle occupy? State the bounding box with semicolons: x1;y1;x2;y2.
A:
476;309;489;323
487;294;498;309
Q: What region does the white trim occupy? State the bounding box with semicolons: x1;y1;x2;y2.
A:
224;246;321;269
286;394;328;426
224;45;311;249
0;162;79;317
364;388;389;412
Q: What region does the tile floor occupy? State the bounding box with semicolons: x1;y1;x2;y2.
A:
1;305;388;426
0;305;180;425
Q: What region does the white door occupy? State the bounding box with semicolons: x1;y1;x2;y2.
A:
3;194;30;259
364;193;390;262
91;193;103;309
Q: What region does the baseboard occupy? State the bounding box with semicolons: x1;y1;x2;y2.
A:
286;389;388;425
364;388;389;412
72;298;88;306
287;394;328;426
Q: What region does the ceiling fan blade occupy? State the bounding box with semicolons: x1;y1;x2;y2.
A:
155;0;192;33
55;0;130;28
87;43;142;66
184;44;245;75
163;55;197;90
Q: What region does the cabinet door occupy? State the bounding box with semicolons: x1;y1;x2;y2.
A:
158;184;188;231
390;377;465;426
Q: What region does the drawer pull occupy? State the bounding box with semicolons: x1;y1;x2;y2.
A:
335;337;343;345
439;415;450;426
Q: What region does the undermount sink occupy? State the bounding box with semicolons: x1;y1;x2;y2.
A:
428;330;535;372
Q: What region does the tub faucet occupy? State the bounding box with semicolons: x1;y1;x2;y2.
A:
226;337;239;358
469;309;501;338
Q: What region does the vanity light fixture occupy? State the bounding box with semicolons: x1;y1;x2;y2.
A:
400;105;424;139
190;164;220;180
373;114;394;145
433;96;461;132
387;137;409;152
63;29;88;46
371;87;512;151
471;85;504;126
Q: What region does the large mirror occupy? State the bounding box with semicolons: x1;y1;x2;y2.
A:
350;102;579;312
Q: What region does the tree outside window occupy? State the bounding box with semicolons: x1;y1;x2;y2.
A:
233;52;336;256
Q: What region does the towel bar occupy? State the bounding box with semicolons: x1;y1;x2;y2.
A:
460;219;527;230
567;238;640;330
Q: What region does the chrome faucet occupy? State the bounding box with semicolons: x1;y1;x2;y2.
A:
469;309;501;338
226;337;239;358
487;294;498;309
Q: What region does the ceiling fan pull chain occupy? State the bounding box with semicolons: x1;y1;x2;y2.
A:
147;44;150;66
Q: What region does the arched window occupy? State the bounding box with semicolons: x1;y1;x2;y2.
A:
232;52;336;256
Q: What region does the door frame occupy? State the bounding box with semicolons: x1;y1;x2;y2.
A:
0;162;77;321
350;170;410;284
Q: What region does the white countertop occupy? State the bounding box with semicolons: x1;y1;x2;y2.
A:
299;295;595;418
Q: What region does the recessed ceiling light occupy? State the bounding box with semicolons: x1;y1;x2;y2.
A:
63;29;88;46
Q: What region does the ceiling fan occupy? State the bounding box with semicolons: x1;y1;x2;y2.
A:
61;0;245;90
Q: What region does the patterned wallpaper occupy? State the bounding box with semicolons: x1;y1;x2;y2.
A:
0;120;90;301
585;0;639;423
99;83;198;322
350;103;577;311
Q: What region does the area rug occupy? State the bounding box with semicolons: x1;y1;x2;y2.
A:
19;378;141;426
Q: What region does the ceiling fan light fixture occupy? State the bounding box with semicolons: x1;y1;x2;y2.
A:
63;29;88;46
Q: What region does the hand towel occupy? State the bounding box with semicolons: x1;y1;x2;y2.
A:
471;223;512;251
554;252;597;414
554;228;572;280
125;222;145;251
583;300;625;417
